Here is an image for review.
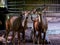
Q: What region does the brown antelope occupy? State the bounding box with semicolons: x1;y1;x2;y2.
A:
31;11;48;45
5;12;29;45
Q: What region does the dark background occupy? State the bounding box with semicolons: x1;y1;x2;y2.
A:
0;14;6;30
0;7;8;30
